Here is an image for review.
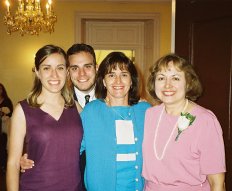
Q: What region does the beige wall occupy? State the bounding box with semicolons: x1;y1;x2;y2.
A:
0;1;171;106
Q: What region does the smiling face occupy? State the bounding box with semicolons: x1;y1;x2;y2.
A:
155;61;187;107
35;53;67;94
68;52;97;93
103;65;132;105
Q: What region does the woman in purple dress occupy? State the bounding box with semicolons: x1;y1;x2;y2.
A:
7;45;83;191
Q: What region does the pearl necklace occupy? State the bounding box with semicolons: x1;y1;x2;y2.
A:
153;99;189;160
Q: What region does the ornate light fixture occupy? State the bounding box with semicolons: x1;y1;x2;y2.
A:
3;0;57;36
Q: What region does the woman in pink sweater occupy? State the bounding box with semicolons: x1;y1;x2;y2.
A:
142;53;226;191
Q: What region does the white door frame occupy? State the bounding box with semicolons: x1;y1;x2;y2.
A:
75;12;160;75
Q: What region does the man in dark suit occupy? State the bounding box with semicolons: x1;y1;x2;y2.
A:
67;44;97;108
67;43;97;190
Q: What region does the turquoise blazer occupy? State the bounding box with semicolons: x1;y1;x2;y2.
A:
81;99;151;191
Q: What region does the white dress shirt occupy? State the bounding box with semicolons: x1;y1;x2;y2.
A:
74;86;96;108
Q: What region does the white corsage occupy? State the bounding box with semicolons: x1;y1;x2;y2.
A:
175;112;196;141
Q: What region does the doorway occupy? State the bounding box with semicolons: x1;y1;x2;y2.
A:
75;12;161;77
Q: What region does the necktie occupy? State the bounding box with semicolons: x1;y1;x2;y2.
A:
85;95;90;105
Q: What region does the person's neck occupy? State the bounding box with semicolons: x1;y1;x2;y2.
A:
105;96;129;107
164;99;188;116
38;92;64;106
74;85;95;95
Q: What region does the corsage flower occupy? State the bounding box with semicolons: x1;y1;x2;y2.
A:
175;112;196;141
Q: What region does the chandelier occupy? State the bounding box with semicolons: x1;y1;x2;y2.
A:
3;0;57;36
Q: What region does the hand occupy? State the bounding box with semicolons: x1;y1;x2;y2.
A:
1;107;10;115
20;153;35;173
2;115;9;122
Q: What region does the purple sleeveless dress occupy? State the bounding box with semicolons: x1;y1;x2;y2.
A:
19;100;83;191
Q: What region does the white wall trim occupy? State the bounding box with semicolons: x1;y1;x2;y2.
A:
171;0;176;52
75;12;160;66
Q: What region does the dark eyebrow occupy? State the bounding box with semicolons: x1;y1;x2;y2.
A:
40;63;65;67
40;64;50;67
84;63;94;67
172;74;181;77
69;65;78;68
69;63;94;68
57;64;66;66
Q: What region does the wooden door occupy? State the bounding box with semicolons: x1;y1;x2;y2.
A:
175;0;232;189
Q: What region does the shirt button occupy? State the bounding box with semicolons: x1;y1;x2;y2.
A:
135;165;138;169
135;178;139;182
134;137;138;141
136;152;139;155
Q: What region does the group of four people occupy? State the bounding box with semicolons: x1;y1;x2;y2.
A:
6;44;226;191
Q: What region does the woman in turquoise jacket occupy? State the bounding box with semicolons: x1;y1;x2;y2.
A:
81;52;151;191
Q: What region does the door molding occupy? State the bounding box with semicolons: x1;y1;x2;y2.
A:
75;12;160;75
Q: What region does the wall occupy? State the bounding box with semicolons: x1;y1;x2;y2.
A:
0;1;171;105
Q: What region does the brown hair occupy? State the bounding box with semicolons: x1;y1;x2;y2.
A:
147;53;203;102
95;51;140;105
67;43;97;67
27;44;74;107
